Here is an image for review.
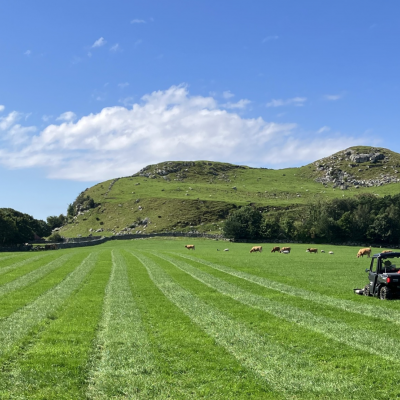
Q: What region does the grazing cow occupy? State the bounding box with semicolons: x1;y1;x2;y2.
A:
381;250;393;254
185;245;195;250
321;250;325;253
250;246;263;253
271;246;280;253
306;248;318;253
280;247;291;253
329;251;334;254
224;248;229;251
357;248;371;258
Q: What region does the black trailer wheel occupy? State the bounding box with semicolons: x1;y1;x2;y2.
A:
363;284;370;296
379;286;392;300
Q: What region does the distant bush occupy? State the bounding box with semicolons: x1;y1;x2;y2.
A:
48;232;63;242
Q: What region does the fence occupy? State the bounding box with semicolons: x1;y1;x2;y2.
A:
50;232;225;250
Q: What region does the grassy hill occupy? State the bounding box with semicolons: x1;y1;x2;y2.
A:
59;146;400;238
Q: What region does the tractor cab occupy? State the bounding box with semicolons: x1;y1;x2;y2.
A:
364;252;400;300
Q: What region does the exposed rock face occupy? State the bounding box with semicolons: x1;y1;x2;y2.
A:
314;148;399;188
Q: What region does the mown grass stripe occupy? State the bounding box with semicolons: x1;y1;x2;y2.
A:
0;253;72;299
87;250;158;399
0;254;19;263
0;252;98;363
0;251;109;399
158;253;400;364
0;253;52;276
123;251;275;399
133;252;357;399
175;253;400;325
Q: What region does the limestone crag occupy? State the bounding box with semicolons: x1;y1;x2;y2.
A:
314;148;400;189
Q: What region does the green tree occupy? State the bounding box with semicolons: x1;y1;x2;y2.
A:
223;206;262;240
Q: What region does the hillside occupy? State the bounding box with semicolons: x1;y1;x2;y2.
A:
58;146;400;238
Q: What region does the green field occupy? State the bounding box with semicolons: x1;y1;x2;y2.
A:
1;238;400;399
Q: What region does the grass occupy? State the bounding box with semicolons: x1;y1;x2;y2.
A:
2;238;400;398
58;146;400;237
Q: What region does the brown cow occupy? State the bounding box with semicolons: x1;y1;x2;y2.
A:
307;248;318;253
280;247;291;253
271;246;280;253
381;250;393;254
357;247;371;258
250;246;263;253
185;245;195;250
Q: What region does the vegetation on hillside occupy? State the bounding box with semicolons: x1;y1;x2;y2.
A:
224;193;400;245
0;208;51;245
47;146;400;240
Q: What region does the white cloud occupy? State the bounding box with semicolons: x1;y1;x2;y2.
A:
0;105;4;112
110;43;121;52
317;126;330;134
222;99;251;109
24;50;31;56
324;94;342;101
262;35;279;43
119;97;135;107
42;115;52;122
56;111;76;122
266;97;307;107
131;19;146;24
0;86;371;181
92;37;106;48
222;90;235;99
118;82;129;89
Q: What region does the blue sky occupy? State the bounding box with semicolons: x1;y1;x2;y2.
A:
1;1;399;220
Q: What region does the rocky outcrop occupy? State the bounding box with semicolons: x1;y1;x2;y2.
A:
314;148;400;188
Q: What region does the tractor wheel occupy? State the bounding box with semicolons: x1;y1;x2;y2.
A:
379;286;392;300
363;284;370;297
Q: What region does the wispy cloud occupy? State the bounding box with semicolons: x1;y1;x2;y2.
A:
110;43;121;52
324;94;342;101
71;56;82;65
0;105;4;112
118;82;129;89
56;111;76;122
131;19;146;24
42;115;52;122
266;97;307;107
222;99;251;109
92;37;106;48
118;97;135;107
317;126;330;134
134;39;143;47
262;35;279;43
222;90;234;99
24;50;31;56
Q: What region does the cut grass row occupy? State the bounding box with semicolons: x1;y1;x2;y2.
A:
87;250;158;399
134;252;357;399
2;240;400;398
155;252;400;363
175;252;400;325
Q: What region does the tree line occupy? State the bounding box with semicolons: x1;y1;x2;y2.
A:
223;193;400;245
0;193;97;245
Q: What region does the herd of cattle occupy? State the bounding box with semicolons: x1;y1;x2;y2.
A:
184;244;393;257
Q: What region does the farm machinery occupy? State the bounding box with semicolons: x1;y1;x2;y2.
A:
355;251;400;300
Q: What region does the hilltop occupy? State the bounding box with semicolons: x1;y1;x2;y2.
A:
58;146;400;238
